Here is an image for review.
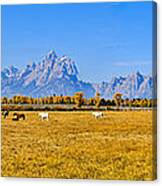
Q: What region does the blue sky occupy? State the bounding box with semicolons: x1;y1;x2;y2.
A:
2;2;154;83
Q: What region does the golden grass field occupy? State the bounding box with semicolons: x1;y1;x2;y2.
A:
1;111;156;180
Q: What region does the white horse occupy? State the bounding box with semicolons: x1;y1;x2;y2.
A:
39;112;49;121
92;112;103;118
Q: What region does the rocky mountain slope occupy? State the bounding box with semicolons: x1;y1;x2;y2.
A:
1;50;153;99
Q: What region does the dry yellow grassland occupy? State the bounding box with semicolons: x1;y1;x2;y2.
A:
1;111;156;180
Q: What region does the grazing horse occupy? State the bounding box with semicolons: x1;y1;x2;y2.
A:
2;111;9;119
92;112;104;119
39;112;49;121
12;113;26;121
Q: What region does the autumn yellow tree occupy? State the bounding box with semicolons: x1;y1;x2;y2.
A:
113;92;122;110
89;98;95;106
95;92;101;108
74;92;83;108
2;97;8;104
63;96;71;104
128;99;132;110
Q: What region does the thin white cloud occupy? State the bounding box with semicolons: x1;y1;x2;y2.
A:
114;60;152;67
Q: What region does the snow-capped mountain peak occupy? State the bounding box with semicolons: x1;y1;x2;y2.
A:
44;50;57;61
1;50;153;99
97;71;153;99
2;65;19;78
1;50;95;98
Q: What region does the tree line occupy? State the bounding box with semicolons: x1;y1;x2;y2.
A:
1;92;156;109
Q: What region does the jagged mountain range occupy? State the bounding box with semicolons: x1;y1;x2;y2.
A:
1;50;153;99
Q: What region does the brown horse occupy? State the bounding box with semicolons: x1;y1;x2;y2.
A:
12;113;26;121
2;111;9;119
